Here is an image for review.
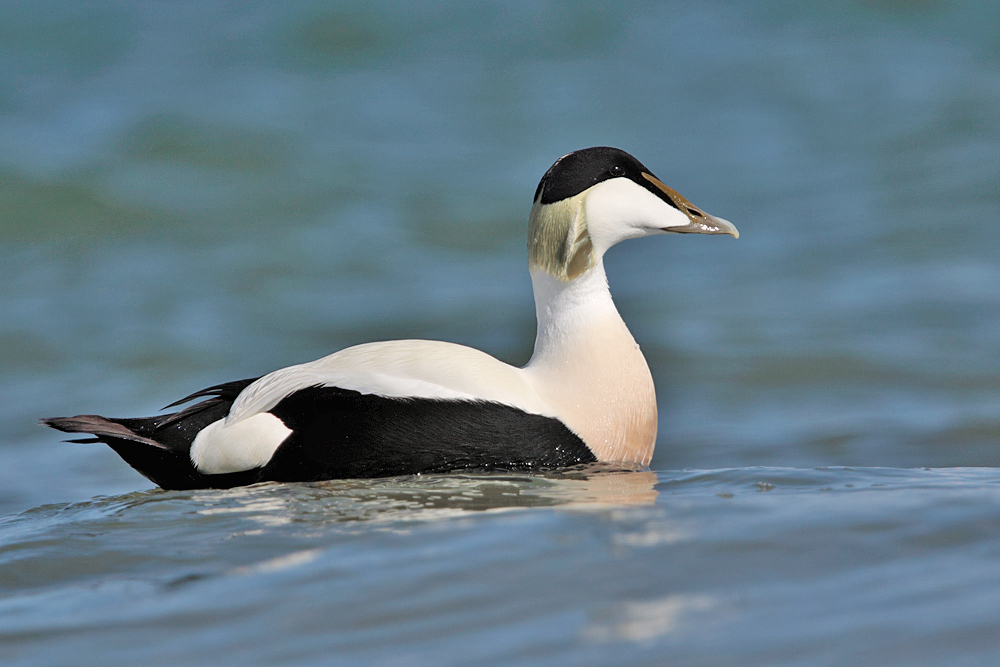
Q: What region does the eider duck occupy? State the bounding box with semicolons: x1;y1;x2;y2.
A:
43;147;738;490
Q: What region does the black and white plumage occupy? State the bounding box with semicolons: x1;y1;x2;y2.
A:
43;147;738;490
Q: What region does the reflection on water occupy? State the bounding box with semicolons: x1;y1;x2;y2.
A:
190;463;659;527
584;593;720;643
0;465;665;623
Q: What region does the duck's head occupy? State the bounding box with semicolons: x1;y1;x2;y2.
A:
528;146;739;280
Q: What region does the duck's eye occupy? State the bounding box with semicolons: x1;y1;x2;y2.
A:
609;165;625;177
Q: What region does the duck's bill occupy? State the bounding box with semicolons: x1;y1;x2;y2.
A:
663;215;739;239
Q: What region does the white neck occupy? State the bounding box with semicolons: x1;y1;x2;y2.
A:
523;262;657;465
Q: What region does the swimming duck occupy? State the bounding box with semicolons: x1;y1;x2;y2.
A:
43;147;738;490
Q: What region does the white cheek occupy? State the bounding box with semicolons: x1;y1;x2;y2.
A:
583;179;687;253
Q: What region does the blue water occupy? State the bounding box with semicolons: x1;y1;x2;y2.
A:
2;1;999;664
4;467;1000;665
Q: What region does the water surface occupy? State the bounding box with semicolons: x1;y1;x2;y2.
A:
4;466;1000;666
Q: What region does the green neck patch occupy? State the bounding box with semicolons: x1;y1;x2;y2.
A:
526;196;596;281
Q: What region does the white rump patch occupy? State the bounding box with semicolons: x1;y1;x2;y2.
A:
190;413;292;475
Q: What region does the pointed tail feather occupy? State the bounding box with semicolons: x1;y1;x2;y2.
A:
41;377;262;490
41;415;167;449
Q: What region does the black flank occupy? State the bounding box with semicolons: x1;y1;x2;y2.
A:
262;386;596;482
42;381;596;490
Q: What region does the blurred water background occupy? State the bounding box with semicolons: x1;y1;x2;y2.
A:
2;1;999;665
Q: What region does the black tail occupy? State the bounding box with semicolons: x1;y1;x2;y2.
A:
42;378;262;490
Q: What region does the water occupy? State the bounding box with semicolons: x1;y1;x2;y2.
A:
2;1;999;664
4;467;1000;665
